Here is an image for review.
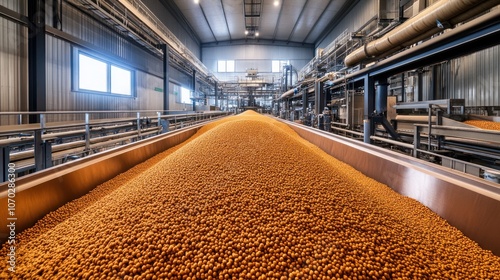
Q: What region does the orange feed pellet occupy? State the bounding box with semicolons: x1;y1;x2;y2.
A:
464;120;500;131
1;110;499;279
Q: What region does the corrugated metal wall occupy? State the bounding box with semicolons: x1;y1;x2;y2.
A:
420;45;500;108
0;1;205;125
443;45;500;107
0;15;27;125
42;2;166;122
202;44;313;82
0;0;25;14
45;36;163;122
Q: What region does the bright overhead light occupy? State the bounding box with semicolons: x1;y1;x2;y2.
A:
194;0;199;3
256;32;259;36
274;1;279;6
245;30;249;35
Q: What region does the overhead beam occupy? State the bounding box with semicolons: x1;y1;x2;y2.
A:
272;0;285;42
219;0;232;42
303;0;333;44
287;0;310;43
198;1;218;44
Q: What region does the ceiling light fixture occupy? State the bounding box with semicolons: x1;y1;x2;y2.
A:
245;30;249;35
255;32;259;36
194;0;199;3
274;1;279;6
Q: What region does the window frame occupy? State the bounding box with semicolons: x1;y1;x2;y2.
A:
218;60;235;73
72;48;136;98
180;86;193;104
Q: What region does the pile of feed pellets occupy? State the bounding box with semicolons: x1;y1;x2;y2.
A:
1;111;499;279
464;120;500;131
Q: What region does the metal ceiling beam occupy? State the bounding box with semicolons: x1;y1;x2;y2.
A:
220;0;232;41
202;38;315;48
287;0;310;43
302;0;333;44
272;0;285;42
198;2;218;43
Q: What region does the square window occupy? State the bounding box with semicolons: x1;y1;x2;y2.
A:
79;53;107;92
218;60;226;72
111;65;132;95
180;87;192;104
226;60;235;72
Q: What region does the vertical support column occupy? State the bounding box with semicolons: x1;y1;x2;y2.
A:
0;146;10;182
413;126;421;157
192;69;196;112
436;109;443;150
34;131;43;171
137;112;142;140
401;73;406;102
34;114;52;171
302;88;307;119
314;80;325;117
375;79;388;114
28;0;47;123
364;75;375;144
84;113;90;154
284;67;289;92
52;0;60;29
428;104;433;151
161;44;170;114
417;69;423;102
214;82;218;109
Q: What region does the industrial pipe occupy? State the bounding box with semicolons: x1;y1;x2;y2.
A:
374;0;500;62
345;0;494;67
280;87;300;100
318;72;338;82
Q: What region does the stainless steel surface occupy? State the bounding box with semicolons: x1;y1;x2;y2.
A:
416;124;500;144
282;119;500;256
0;123;206;241
393;99;465;114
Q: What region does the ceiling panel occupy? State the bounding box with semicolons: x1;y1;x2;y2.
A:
168;0;350;45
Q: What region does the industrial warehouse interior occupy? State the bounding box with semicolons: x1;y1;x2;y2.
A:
1;0;500;278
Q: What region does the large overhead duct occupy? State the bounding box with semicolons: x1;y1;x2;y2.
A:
345;0;499;67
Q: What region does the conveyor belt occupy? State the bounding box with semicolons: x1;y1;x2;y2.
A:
1;114;500;258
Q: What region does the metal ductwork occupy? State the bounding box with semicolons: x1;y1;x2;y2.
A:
345;0;499;67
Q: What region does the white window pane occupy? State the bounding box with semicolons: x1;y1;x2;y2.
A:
181;87;192;104
218;60;226;72
272;60;280;72
111;65;132;95
226;60;235;72
79;54;107;92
